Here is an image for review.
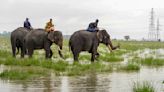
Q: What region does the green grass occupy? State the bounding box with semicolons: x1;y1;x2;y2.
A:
100;54;123;62
1;36;164;77
131;57;164;66
67;62;113;76
0;57;69;73
98;50;124;62
0;67;49;80
141;58;164;66
0;50;114;76
133;81;155;92
117;63;140;71
113;40;164;51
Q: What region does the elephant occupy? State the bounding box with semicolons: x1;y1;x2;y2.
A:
69;29;119;62
24;29;63;58
10;27;30;57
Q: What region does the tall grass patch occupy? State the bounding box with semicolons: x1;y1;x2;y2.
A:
133;81;155;92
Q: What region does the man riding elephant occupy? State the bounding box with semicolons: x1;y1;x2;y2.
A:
45;18;55;32
24;18;32;30
86;19;99;32
69;29;119;62
24;29;63;58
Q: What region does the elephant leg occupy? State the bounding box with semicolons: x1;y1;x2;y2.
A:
95;52;100;59
20;47;24;58
91;53;96;62
58;50;64;58
72;51;79;61
49;49;53;58
24;44;27;55
45;49;51;59
91;45;98;62
28;49;34;58
73;54;79;61
12;45;16;57
16;47;19;55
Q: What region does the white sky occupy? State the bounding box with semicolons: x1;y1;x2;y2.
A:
1;0;164;40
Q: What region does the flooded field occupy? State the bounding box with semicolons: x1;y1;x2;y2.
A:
0;49;164;92
0;36;164;92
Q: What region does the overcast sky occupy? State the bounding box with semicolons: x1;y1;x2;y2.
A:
1;0;164;40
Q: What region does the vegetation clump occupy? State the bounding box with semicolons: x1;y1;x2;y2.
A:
0;67;49;80
133;81;155;92
117;63;140;71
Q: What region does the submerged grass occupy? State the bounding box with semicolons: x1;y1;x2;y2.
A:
0;66;49;80
67;62;113;76
99;52;124;62
133;81;155;92
141;58;164;66
131;57;164;66
117;63;140;71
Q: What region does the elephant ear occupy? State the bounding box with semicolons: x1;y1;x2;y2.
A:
97;30;103;42
47;31;55;42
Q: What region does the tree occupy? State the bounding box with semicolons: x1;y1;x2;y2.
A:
124;35;130;41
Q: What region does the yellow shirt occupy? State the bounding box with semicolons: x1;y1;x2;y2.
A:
45;21;54;30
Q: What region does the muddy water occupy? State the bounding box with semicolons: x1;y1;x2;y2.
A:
0;66;163;92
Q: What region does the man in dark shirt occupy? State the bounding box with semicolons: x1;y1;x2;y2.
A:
24;18;32;30
87;19;99;32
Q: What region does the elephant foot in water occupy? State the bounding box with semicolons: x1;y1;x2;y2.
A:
95;53;100;60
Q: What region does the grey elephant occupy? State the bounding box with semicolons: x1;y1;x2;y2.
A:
10;27;30;57
69;29;119;62
24;29;63;58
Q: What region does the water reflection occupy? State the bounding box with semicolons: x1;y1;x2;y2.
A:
0;66;164;92
61;77;69;92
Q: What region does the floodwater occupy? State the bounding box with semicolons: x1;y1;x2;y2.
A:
0;66;163;92
0;49;164;92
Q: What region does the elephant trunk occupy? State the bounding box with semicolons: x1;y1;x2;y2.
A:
107;40;120;52
58;41;64;58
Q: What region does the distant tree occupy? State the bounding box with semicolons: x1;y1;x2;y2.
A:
124;35;130;41
0;31;11;37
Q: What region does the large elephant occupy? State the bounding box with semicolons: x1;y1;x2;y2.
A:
24;29;63;58
10;27;30;57
69;29;119;62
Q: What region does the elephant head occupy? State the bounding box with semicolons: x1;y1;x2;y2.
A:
47;31;63;58
97;29;119;52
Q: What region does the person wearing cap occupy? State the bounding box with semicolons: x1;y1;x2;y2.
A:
86;19;99;32
45;18;55;32
24;18;32;30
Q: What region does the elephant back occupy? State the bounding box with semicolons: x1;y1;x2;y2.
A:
11;27;29;39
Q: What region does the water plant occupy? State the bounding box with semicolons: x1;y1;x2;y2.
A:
0;66;49;80
141;57;164;66
133;81;155;92
117;63;140;71
131;57;164;66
